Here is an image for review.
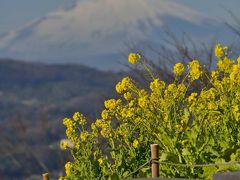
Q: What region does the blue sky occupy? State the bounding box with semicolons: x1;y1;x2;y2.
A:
180;0;240;24
1;0;240;35
0;0;65;34
180;0;240;15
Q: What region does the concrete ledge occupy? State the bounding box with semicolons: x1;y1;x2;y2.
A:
132;171;240;180
133;178;195;180
213;171;240;180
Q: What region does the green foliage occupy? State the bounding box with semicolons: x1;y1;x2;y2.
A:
60;45;240;179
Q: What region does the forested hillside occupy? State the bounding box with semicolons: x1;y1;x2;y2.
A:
0;59;122;179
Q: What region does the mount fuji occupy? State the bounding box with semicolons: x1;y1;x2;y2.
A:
0;0;229;70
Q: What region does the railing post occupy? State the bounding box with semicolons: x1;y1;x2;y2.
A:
151;144;159;177
42;173;50;180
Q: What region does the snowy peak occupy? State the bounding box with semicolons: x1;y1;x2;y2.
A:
0;0;209;69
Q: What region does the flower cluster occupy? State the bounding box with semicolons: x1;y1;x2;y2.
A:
173;62;185;76
188;60;202;80
128;53;141;64
60;44;240;180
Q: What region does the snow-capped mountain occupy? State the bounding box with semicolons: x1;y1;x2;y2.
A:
0;0;224;70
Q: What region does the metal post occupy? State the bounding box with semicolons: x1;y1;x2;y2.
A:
151;144;159;177
42;173;50;180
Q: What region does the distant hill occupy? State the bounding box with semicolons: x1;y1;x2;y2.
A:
0;59;123;179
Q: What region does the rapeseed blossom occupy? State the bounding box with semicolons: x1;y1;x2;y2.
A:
188;92;198;103
150;78;165;91
59;140;68;150
138;97;147;108
123;92;133;101
98;158;104;165
59;139;74;150
188;60;202;80
230;64;240;81
217;56;234;73
211;70;219;80
128;53;141;64
173;62;185;76
61;43;240;180
115;76;133;94
133;139;139;148
215;43;224;59
80;131;89;141
72;112;87;125
65;162;72;176
104;99;117;109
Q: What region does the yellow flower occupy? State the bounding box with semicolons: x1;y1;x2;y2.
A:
214;43;224;59
134;117;142;124
138;97;147;108
175;124;183;133
208;102;218;110
99;121;111;138
63;118;72;127
100;126;111;138
173;63;185;76
133;139;139;148
128;53;141;64
95;119;103;127
60;139;74;150
188;60;202;80
237;56;240;64
73;112;87;125
122;77;133;89
181;140;188;146
138;89;148;97
188;93;198;103
104;99;117;109
117;124;128;137
115;82;124;94
91;123;98;137
236;92;240;99
128;100;135;107
115;77;133;94
217;56;234;73
232;105;240;121
98;157;104;165
80;131;89;141
124;92;133;101
73;112;80;121
101;109;109;119
65;162;72;176
233;105;239;112
167;83;177;92
60;140;68;150
150;79;165;91
63;118;78;142
211;70;219;80
230;64;240;81
178;83;186;93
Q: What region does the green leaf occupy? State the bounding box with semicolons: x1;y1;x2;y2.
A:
201;166;218;180
109;173;119;180
182;148;191;156
160;152;168;161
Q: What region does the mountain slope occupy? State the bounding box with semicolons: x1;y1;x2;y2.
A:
0;0;210;69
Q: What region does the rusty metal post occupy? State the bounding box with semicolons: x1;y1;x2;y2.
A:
42;173;50;180
151;144;159;177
